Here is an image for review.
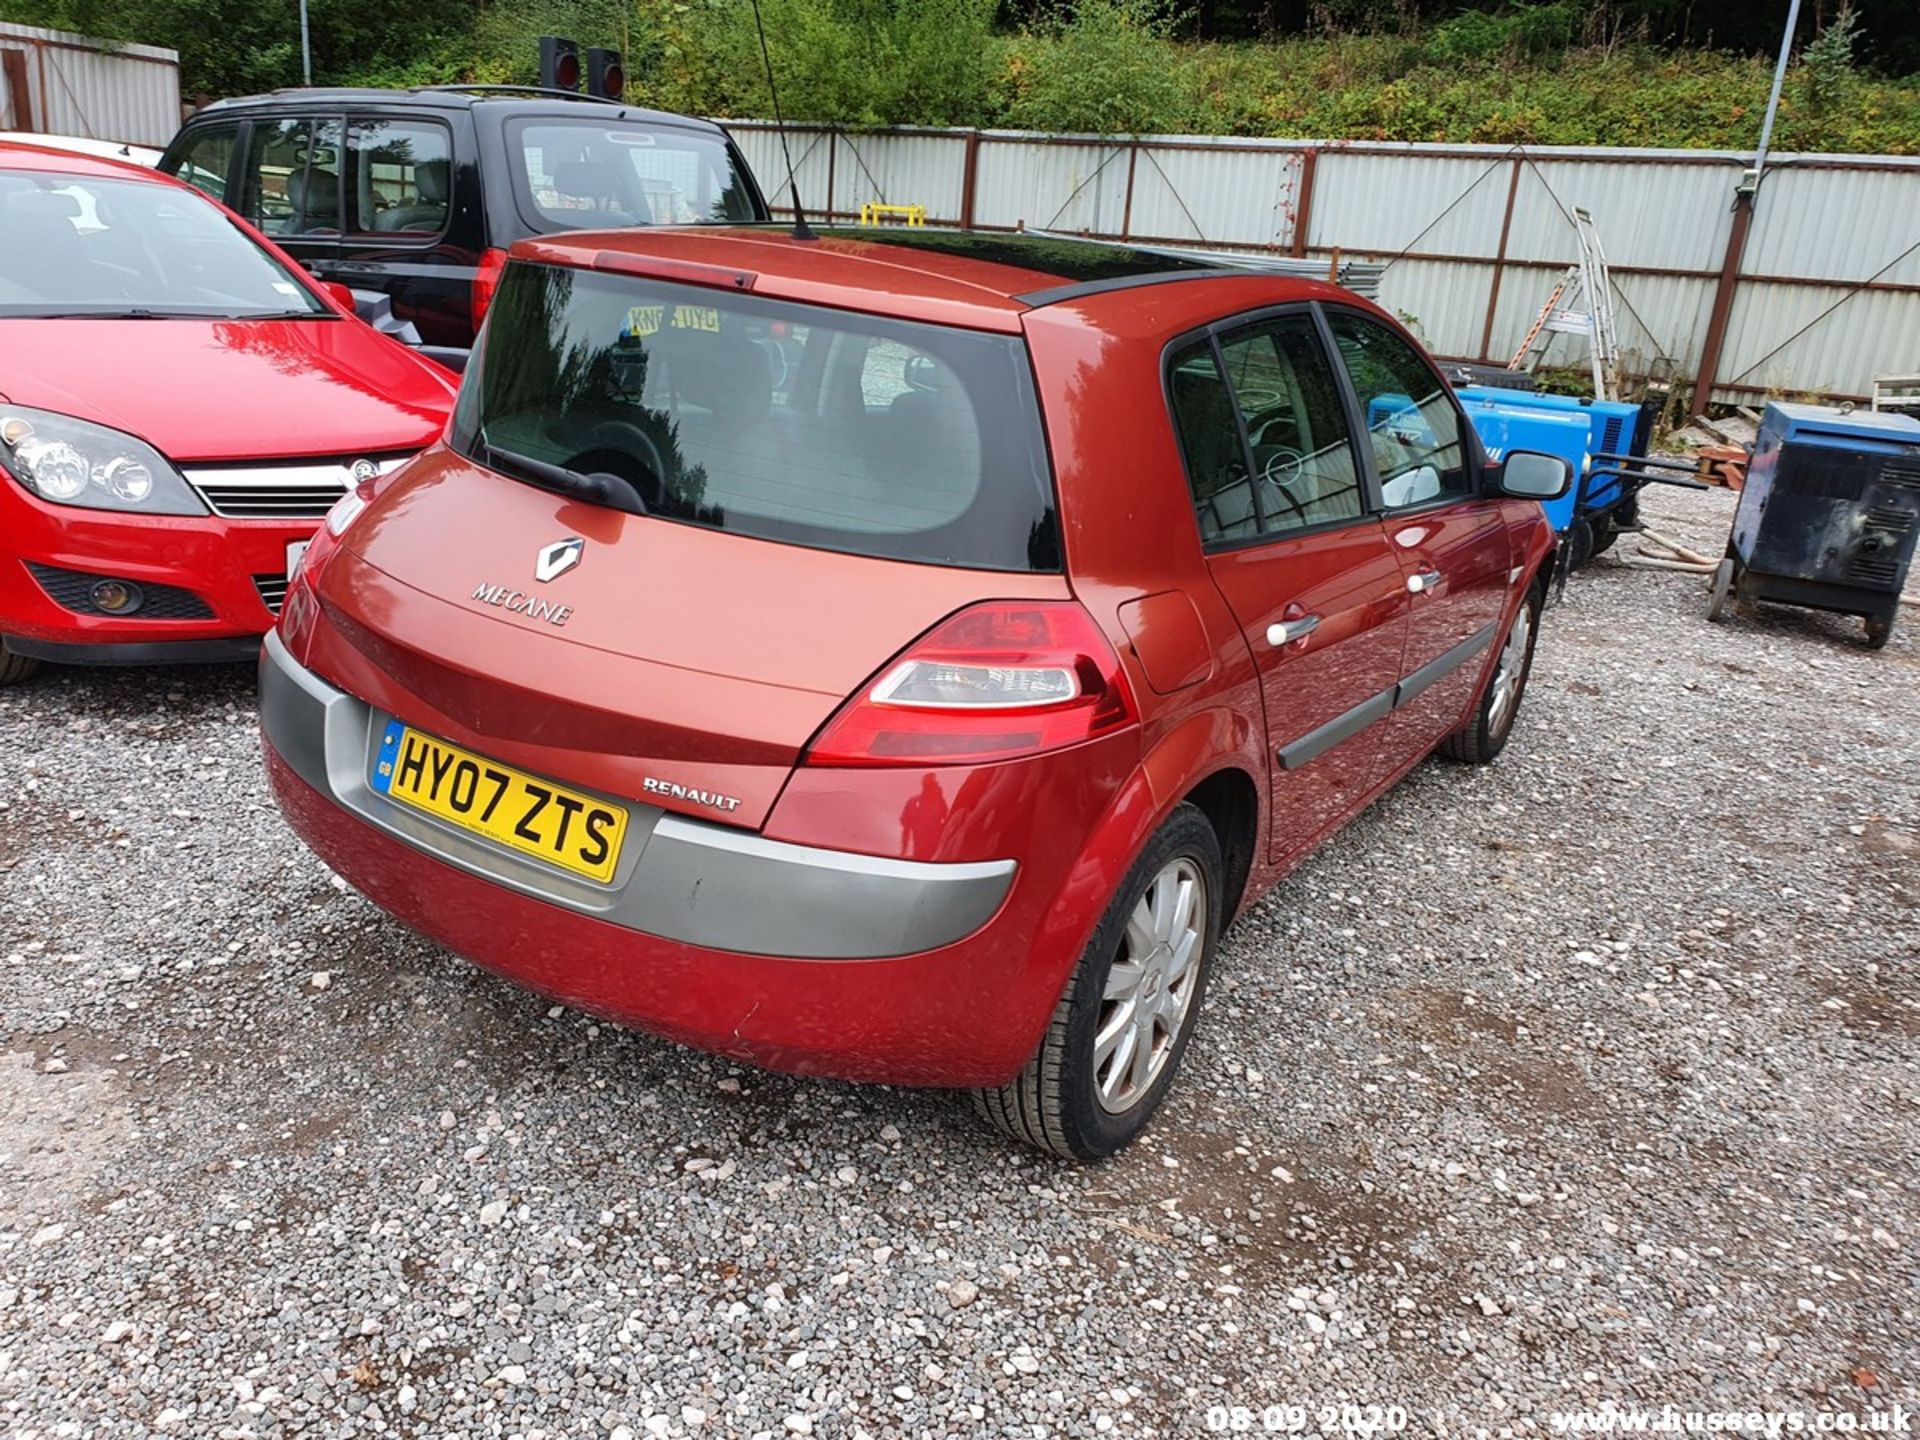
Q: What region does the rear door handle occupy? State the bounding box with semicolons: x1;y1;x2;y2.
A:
1408;569;1444;594
1266;615;1321;646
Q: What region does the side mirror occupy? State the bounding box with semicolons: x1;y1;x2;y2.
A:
1497;450;1573;501
321;281;357;313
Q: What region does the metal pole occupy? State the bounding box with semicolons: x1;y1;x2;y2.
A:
299;0;312;84
1753;0;1801;179
1694;0;1798;417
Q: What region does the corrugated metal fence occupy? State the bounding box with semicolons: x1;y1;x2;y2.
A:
727;122;1920;407
0;23;182;148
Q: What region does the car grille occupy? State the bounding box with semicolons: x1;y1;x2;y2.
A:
254;574;291;615
184;455;412;520
27;562;215;620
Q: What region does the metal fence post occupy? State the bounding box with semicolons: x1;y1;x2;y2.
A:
1289;147;1319;258
959;130;982;230
824;128;836;225
1479;158;1525;362
1694;195;1754;415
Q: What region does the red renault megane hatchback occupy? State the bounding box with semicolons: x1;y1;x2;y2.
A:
0;143;456;683
260;227;1569;1158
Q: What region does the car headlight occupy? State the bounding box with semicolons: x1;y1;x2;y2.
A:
0;406;205;516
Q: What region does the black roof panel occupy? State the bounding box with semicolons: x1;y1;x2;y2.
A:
808;227;1222;286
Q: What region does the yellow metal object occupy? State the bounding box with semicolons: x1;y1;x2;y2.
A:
859;202;926;227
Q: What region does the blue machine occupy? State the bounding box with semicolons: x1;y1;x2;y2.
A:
1457;386;1656;566
1709;402;1920;648
1456;394;1593;532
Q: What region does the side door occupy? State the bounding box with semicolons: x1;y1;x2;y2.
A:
234;113;344;281
335;113;469;346
1324;307;1514;754
1168;311;1411;863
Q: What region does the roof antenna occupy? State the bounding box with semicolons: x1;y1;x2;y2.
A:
749;0;815;240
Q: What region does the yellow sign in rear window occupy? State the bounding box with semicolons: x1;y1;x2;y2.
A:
622;303;721;339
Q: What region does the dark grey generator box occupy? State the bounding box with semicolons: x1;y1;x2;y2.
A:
1709;401;1920;648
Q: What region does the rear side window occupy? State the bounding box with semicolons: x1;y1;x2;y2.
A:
506;119;758;232
1216;318;1363;532
1169;314;1363;544
347;118;451;236
450;263;1059;572
168;124;239;205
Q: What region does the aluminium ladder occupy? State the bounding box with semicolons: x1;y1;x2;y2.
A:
1508;207;1620;402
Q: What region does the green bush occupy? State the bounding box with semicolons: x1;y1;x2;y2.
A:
636;0;999;128
1426;3;1576;63
1003;0;1192;135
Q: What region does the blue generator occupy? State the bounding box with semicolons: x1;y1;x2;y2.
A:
1708;402;1920;649
1457;387;1652;565
1456;394;1593;532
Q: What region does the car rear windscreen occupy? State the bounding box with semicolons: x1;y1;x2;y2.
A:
449;263;1061;572
507;119;761;231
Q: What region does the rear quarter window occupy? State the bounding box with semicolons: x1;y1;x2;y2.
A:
450;263;1059;572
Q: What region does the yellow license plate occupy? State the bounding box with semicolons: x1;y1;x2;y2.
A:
371;721;627;884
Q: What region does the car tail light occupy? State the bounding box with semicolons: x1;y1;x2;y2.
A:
803;602;1137;767
471;247;509;333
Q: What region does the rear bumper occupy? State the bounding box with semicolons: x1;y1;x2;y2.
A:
259;632;1083;1085
259;630;1016;960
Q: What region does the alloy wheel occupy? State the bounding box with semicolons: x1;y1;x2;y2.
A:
1486;601;1533;737
1093;856;1207;1114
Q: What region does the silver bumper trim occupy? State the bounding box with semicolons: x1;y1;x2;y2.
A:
258;631;1017;959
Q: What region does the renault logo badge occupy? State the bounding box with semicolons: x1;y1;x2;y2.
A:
535;537;585;583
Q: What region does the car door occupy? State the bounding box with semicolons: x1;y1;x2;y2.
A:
1168;312;1411;863
1324;307;1514;754
235;114;344;281
331;113;469;346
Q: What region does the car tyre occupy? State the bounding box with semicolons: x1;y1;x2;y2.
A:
0;636;40;686
974;803;1222;1162
1438;581;1542;765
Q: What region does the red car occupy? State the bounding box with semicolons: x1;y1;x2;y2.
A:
260;227;1569;1158
0;142;456;683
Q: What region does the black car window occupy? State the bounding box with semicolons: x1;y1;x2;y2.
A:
506;118;758;233
1215;317;1363;535
1167;341;1258;545
450;263;1060;572
347;118;453;237
1326;310;1472;510
168;123;240;207
242;117;344;238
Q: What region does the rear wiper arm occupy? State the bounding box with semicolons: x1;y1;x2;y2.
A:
481;442;649;516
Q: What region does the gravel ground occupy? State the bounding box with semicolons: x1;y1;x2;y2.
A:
2;482;1916;1439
